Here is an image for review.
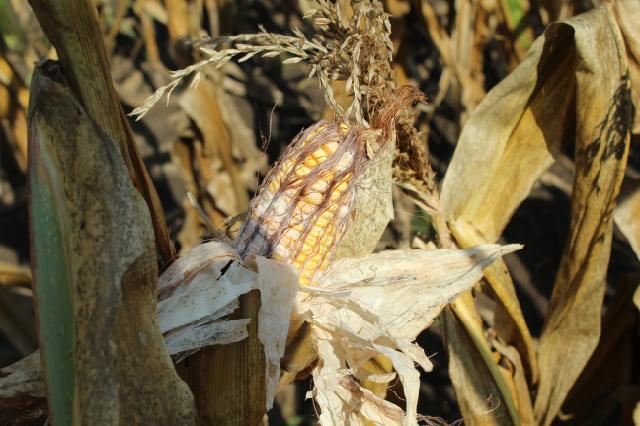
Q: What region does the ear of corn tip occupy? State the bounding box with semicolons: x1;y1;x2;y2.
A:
235;86;425;286
234;119;362;286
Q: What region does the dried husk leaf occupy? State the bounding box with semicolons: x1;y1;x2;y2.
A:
311;339;406;426
301;243;521;425
255;257;299;410
157;242;257;354
27;63;195;425
334;135;395;258
319;244;521;338
159;241;299;412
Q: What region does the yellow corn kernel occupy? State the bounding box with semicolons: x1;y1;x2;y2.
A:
304;157;319;167
294;165;311;177
321;141;339;154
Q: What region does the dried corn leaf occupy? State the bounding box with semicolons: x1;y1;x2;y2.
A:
178;78;248;218
449;219;537;381
443;300;517;426
441;5;632;425
533;8;631;424
28;63;195;425
561;276;639;423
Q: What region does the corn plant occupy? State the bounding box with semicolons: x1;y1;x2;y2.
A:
0;0;638;425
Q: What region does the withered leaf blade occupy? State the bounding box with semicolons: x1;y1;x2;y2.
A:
441;4;631;426
449;219;538;382
27;62;195;425
443;301;518;426
533;7;631;425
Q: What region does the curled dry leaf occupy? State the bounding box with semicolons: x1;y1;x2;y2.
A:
532;8;630;425
442;4;632;425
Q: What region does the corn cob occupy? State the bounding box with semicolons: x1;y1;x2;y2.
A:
234;86;425;286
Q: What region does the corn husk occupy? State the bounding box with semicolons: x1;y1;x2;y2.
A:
0;242;518;423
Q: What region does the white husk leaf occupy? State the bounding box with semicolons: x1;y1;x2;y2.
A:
157;241;258;355
255;257;299;410
157;242;299;410
300;243;522;425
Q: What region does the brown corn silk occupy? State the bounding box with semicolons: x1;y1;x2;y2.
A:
235;86;425;286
